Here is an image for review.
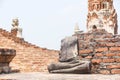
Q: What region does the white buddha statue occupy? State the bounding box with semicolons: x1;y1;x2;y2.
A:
11;18;22;38
74;23;83;34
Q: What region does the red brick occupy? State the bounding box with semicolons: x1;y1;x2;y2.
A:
115;58;120;62
95;39;105;42
95;53;103;57
102;59;115;63
85;56;92;59
99;70;110;74
79;49;93;54
115;43;120;47
92;59;102;64
33;62;41;64
116;53;120;56
105;53;116;57
111;69;120;74
106;43;115;47
95;47;108;52
110;47;120;51
97;43;106;47
107;65;120;69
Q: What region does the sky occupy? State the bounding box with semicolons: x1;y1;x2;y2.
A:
0;0;120;50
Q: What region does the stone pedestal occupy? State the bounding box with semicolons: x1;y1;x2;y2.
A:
0;49;16;73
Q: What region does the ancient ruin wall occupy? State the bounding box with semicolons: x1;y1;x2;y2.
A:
0;28;59;72
87;0;118;34
76;30;120;74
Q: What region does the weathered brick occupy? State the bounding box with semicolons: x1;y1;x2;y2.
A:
99;70;110;74
106;43;115;47
85;56;92;59
97;43;106;47
105;53;116;57
102;59;115;63
116;53;120;56
107;65;120;69
79;49;93;54
95;53;103;57
110;47;120;51
115;58;120;62
95;47;108;52
95;39;105;42
111;69;120;74
92;59;102;64
110;38;120;42
115;43;120;47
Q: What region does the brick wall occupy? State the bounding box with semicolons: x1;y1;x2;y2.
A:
0;28;59;72
76;29;120;74
92;38;120;74
1;27;120;74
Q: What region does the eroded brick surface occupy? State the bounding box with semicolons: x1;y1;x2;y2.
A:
75;29;120;74
111;69;120;74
